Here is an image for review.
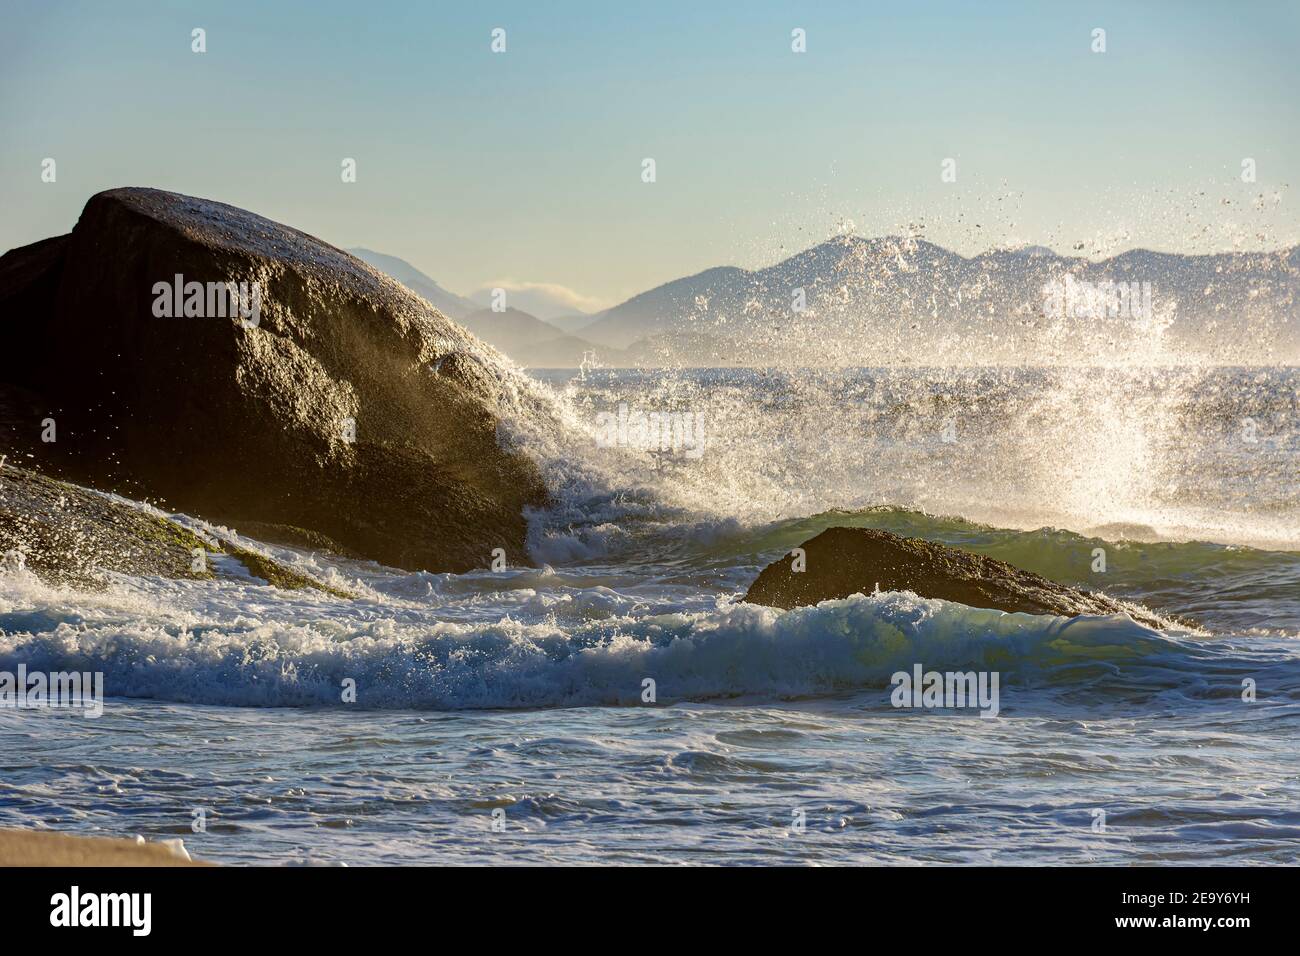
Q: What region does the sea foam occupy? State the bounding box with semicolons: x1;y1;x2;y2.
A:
0;565;1198;711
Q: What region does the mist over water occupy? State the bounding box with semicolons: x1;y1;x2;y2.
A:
523;365;1298;555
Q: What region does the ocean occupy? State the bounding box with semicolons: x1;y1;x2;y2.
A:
1;366;1297;865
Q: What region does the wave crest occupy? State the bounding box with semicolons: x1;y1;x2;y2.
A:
0;577;1196;710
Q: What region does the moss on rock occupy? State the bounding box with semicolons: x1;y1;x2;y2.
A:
0;463;352;598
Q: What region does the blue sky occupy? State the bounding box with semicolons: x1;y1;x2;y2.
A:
3;0;1297;309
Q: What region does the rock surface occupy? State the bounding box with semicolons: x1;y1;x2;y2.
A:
0;463;350;596
743;526;1168;628
0;188;549;572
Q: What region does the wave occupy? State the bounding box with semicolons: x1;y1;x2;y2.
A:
517;366;1300;555
1;568;1284;711
677;507;1300;581
528;501;1300;630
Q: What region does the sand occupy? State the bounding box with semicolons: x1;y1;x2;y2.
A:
0;828;209;866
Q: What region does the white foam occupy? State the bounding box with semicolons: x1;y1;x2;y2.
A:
0;566;1176;710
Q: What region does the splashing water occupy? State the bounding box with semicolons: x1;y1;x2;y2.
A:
1;362;1296;865
519;365;1298;557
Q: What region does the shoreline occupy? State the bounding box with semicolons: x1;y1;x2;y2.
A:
0;828;209;867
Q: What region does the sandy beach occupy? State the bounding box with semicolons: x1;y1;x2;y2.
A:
0;829;207;867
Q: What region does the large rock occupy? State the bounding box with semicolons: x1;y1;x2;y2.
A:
0;188;549;572
743;527;1168;627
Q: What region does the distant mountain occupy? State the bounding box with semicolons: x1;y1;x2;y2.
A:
348;250;613;367
349;248;478;319
546;313;600;335
352;238;1298;367
580;236;1299;365
579;266;748;350
526;335;614;368
468;286;593;323
458;307;568;349
457;307;613;368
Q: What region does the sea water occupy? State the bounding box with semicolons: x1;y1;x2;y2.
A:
1;366;1297;864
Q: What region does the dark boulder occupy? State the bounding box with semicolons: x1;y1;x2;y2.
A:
744;527;1168;628
0;188;550;573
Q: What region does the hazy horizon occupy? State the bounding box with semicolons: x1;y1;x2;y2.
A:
7;193;1298;317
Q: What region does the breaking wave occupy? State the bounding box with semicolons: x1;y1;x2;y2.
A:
1;366;1295;713
2;565;1287;711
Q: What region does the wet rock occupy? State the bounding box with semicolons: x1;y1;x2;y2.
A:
0;188;548;572
0;463;350;597
743;526;1168;628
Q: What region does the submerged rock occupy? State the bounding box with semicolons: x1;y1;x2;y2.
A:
0;463;350;596
0;188;549;572
743;527;1168;628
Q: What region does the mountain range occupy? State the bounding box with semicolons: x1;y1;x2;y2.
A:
348;248;478;319
357;238;1299;367
350;249;609;367
456;307;612;368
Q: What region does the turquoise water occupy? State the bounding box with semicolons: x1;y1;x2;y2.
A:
1;367;1297;864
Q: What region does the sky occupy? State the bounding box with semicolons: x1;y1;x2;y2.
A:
2;0;1298;311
